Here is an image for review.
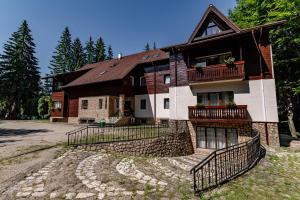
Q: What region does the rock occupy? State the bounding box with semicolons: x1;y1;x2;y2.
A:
75;192;95;199
50;192;58;199
290;140;300;150
32;192;47;197
16;192;31;197
65;193;76;199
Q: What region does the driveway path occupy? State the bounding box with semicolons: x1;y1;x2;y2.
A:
1;149;210;200
0;120;80;192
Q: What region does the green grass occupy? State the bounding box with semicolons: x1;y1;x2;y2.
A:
202;149;300;200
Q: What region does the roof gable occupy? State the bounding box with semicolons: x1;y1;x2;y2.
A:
188;4;240;43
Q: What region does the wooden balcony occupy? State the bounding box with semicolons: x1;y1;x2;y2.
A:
187;61;245;84
188;105;248;122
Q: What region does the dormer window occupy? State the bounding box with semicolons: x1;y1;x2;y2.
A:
201;21;221;37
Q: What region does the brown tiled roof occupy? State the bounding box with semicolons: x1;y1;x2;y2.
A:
62;49;168;88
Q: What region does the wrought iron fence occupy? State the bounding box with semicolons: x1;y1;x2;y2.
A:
190;133;264;193
66;124;169;146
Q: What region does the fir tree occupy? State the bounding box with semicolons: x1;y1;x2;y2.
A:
107;45;113;60
71;38;86;70
95;37;106;62
49;27;72;74
153;42;157;50
144;43;150;51
85;36;96;64
0;20;40;119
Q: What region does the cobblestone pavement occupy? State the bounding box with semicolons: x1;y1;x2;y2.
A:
1;149;211;199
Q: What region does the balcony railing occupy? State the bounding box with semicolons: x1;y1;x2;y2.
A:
187;61;245;83
188;105;248;121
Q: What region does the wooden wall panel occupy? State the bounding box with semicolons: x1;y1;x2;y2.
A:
51;91;65;117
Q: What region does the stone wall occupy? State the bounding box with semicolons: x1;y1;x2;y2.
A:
82;121;194;157
252;122;279;147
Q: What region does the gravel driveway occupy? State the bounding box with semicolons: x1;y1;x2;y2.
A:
0;120;81;192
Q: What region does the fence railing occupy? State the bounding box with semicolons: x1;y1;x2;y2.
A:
187;61;245;83
66;124;169;146
188;105;248;121
190;133;264;193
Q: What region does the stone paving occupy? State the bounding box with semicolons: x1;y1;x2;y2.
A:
1;149;211;200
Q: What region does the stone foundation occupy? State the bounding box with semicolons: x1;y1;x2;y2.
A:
50;117;68;123
252;122;279;147
67;117;79;124
84;129;194;157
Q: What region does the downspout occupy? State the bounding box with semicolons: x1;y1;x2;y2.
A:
152;60;157;123
172;47;178;121
255;28;269;145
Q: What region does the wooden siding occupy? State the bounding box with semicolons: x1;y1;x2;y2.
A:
51;91;65;117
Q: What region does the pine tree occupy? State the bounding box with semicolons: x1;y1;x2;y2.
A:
107;45;113;60
0;20;40;119
95;37;106;62
85;36;96;64
153;42;157;50
49;27;72;74
71;38;86;70
144;43;150;51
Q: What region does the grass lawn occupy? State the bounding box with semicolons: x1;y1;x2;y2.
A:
202;148;300;200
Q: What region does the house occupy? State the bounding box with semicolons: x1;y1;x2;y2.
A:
49;5;284;149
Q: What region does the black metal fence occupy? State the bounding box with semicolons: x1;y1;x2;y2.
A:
190;133;264;193
67;124;169;146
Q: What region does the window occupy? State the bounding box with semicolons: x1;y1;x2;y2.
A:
197;91;234;106
201;21;221;37
130;76;135;86
104;97;107;109
164;74;171;84
140;76;146;87
140;99;146;110
191;52;232;68
53;101;62;109
196;127;238;149
164;98;170;109
99;99;103;109
81;100;88;109
54;81;62;91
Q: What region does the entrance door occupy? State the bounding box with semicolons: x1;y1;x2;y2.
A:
206;128;216;148
125;101;131;110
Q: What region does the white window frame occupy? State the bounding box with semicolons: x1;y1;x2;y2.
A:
130;76;135;86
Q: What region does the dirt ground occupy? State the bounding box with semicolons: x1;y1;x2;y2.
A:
0;120;80;193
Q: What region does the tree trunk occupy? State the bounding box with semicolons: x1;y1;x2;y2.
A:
287;102;298;138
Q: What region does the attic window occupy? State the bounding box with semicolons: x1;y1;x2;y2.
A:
99;70;107;76
142;55;150;60
152;53;160;58
201;21;221;37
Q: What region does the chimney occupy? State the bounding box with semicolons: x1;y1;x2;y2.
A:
117;53;122;60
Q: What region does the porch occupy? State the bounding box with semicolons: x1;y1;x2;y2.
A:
188;105;248;122
187;61;245;84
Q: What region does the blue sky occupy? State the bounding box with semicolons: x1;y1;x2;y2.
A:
0;0;236;75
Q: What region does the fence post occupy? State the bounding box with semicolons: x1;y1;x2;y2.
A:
86;128;89;145
215;152;217;185
67;134;70;146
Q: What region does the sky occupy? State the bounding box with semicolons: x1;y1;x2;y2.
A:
0;0;236;76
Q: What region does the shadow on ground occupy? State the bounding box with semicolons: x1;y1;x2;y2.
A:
0;128;51;137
